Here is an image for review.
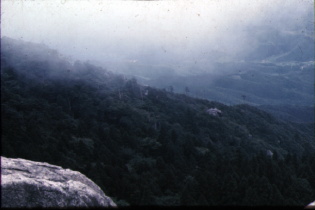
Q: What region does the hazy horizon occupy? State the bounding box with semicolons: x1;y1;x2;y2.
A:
1;0;314;74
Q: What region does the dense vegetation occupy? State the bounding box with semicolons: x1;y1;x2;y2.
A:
1;37;315;206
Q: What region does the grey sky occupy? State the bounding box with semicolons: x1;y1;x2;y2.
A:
1;0;313;69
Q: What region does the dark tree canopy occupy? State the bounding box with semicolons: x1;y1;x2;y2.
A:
1;37;314;206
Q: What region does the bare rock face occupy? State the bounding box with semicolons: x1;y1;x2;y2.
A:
1;156;116;208
305;201;315;209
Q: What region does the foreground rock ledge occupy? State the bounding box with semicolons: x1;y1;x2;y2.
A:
1;156;116;208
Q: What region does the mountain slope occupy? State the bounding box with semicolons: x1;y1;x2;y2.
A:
1;37;315;206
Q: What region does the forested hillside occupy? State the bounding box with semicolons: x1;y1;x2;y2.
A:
1;37;315;206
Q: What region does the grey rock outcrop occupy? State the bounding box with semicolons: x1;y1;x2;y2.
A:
306;201;315;209
1;156;116;208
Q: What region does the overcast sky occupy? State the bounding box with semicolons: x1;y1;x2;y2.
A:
1;0;313;68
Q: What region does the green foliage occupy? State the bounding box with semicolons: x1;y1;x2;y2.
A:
1;37;315;206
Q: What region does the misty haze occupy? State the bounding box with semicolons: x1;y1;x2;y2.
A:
1;0;314;207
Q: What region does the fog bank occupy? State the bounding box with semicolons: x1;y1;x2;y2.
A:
1;0;313;73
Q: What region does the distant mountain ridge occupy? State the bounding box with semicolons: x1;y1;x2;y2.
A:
242;24;314;62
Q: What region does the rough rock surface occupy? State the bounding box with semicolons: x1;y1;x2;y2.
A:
1;156;116;208
306;201;315;209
